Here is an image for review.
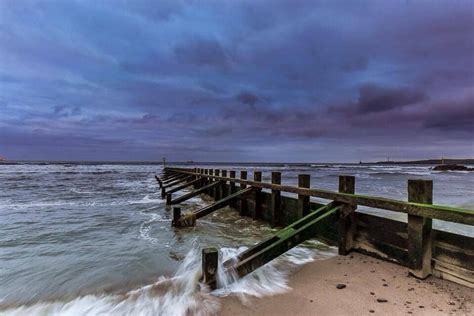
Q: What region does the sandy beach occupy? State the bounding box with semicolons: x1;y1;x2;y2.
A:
220;253;473;316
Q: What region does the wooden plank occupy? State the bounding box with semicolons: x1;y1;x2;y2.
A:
432;260;474;288
432;230;474;271
169;181;222;205
226;203;341;278
162;173;188;184
194;187;255;219
163;168;474;225
163;175;193;189
166;178;201;195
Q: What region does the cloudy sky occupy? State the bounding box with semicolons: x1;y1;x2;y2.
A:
0;0;473;162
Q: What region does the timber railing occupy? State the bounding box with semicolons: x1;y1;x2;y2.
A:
157;167;474;289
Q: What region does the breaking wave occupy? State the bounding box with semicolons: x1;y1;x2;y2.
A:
0;240;335;316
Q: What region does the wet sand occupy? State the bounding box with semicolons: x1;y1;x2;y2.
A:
219;253;473;315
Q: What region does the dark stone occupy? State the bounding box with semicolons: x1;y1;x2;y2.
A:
419;306;424;308
370;292;375;295
432;164;473;171
377;298;388;303
336;284;346;289
369;310;375;313
383;283;388;287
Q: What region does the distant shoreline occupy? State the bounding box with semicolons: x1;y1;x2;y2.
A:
0;158;473;166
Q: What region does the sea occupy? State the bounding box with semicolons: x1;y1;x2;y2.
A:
0;162;472;315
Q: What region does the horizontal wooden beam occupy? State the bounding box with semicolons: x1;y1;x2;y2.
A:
195;187;256;219
166;178;201;195
164;168;474;225
162;173;189;184
169;181;222;205
163;175;193;189
225;203;341;278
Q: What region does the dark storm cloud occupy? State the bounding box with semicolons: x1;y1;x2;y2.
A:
174;38;231;69
0;0;473;161
356;84;426;114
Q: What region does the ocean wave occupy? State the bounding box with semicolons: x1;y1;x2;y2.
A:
128;195;162;205
0;246;219;316
0;241;335;316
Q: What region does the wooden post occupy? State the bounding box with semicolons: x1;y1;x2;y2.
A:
252;171;262;219
297;174;311;219
166;193;172;205
204;169;208;188
172;207;181;226
221;170;228;197
214;169;221;200
271;171;282;227
208;169;214;197
229;171;236;208
196;168;201;188
338;175;356;255
161;185;166;199
193;168;198;188
239;171;248;216
408;179;433;279
202;248;218;290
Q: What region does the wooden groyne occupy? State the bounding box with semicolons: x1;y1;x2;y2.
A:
156;167;474;289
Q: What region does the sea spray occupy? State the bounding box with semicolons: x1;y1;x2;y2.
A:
0;243;219;316
1;240;335;316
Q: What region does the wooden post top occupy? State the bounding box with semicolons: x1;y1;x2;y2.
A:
408;180;433;204
298;174;310;187
254;171;262;181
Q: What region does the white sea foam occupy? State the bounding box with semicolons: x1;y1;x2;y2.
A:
128;195;162;204
0;246;219;316
1;241;333;316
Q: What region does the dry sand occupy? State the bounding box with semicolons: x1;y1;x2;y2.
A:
219;253;473;315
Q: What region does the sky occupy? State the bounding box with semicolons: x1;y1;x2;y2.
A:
0;0;473;162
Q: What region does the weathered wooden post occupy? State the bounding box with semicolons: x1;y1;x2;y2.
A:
204;169;209;188
338;175;356;255
297;174;311;219
214;169;221;200
221;170;228;198
239;171;248;216
229;171;236;208
407;179;433;279
252;171;262;219
161;184;167;199
208;169;214;197
166;193;172;205
202;248;218;290
172;207;181;226
196;168;201;188
271;171;282;227
193;168;198;189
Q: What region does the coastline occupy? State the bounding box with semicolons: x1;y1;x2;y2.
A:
219;253;473;315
